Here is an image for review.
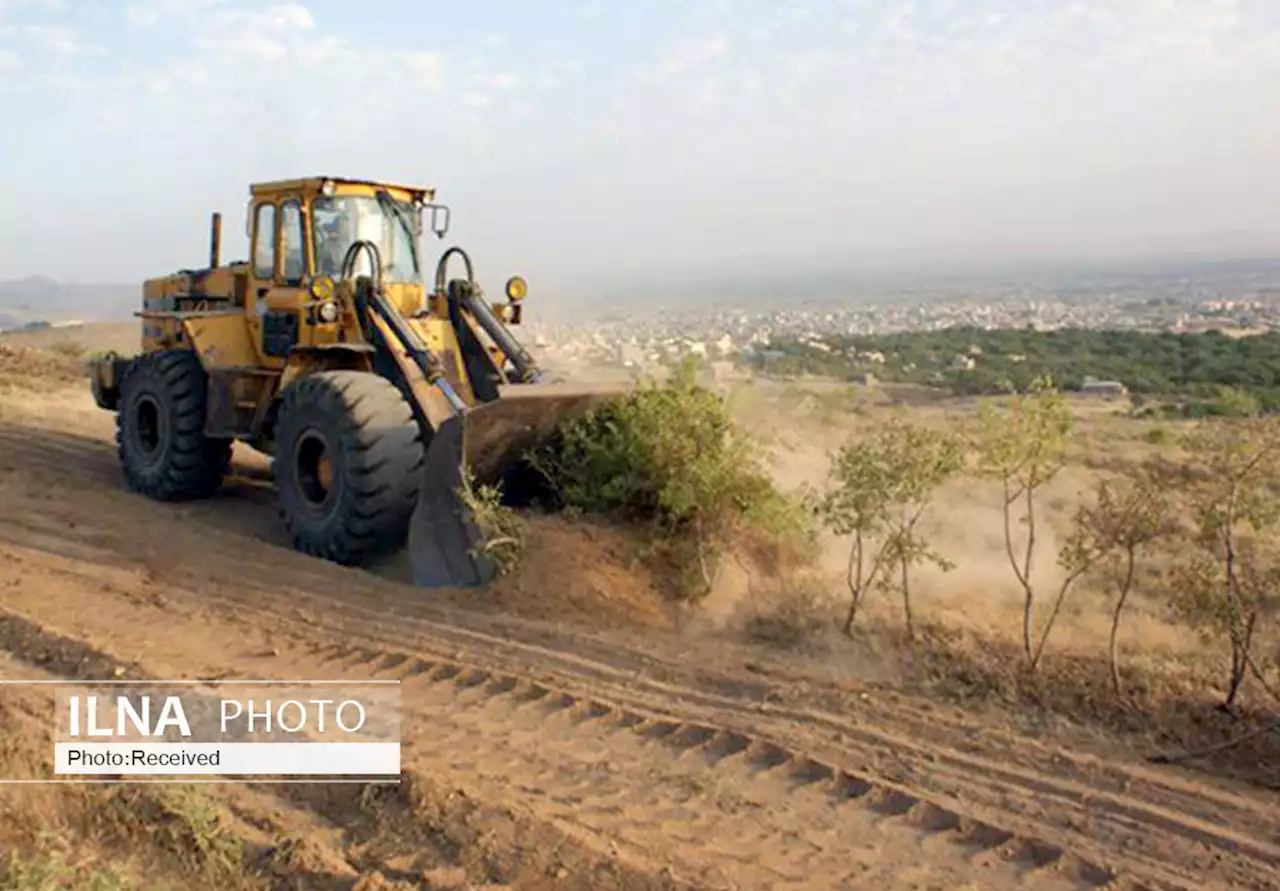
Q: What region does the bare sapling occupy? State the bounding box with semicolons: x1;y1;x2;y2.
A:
820;433;894;636
874;422;965;641
974;376;1076;668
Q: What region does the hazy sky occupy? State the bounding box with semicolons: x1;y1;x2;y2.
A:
2;0;1279;296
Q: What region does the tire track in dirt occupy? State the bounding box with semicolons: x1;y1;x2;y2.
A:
0;672;381;890
0;614;694;891
25;542;1260;891
0;606;1138;891
2;413;1277;889
10;500;1273;891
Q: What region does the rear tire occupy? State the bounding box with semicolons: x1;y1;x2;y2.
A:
116;350;232;501
272;371;423;565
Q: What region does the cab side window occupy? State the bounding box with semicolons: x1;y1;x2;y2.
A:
281;200;305;284
252;203;276;279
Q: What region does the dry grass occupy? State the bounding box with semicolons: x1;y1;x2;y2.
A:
3;339;1274;784
0;345;89;393
0;322;138;356
739;571;830;650
0;686;259;891
721;377;1280;784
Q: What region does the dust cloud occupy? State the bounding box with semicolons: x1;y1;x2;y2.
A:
704;388;1085;631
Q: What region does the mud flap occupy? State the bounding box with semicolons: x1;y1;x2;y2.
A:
407;415;497;588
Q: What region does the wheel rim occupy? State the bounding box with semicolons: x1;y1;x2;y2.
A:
134;394;164;461
295;429;333;508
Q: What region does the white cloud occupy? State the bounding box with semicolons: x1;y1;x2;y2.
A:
0;47;20;71
257;3;313;30
190;2;315;60
0;0;63;17
196;33;286;61
640;32;729;83
24;23;86;54
292;34;351;66
396;50;445;91
123;0;219;28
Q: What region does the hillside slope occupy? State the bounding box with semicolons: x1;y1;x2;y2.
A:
0;357;1275;890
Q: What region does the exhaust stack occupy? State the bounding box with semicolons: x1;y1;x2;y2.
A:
209;212;222;268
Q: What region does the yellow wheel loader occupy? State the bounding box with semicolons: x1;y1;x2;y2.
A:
87;176;623;587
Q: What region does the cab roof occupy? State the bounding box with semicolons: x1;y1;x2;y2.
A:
248;176;435;200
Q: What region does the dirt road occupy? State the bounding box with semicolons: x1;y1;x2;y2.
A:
0;381;1277;890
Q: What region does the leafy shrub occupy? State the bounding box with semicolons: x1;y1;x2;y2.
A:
1144;424;1171;445
530;358;815;600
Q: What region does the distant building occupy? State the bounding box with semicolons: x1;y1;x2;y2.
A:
617;343;644;367
709;361;735;383
1079;376;1129;399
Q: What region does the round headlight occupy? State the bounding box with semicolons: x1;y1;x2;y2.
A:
317;301;339;323
311;275;334;301
321;180;337;197
505;276;528;302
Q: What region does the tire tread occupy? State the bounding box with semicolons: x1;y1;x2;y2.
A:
115;349;231;501
273;370;423;565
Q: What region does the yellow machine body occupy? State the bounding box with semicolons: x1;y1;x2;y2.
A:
89;176;624;587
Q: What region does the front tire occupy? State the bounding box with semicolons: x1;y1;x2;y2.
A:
116;350;232;501
272;371;423;565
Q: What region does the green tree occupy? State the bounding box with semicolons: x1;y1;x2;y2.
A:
1168;415;1280;708
874;422;966;640
1072;463;1177;695
820;417;964;638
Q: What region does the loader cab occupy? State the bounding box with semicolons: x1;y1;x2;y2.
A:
241;178;429;358
247;189;311;361
245;178;444;358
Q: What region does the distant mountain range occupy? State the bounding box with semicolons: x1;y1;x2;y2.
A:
0;276;135;331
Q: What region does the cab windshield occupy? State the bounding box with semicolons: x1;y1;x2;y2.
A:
312;193;420;283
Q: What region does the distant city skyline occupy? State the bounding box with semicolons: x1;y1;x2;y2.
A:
5;248;1280;333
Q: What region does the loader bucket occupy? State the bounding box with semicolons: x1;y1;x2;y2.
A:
406;381;628;588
